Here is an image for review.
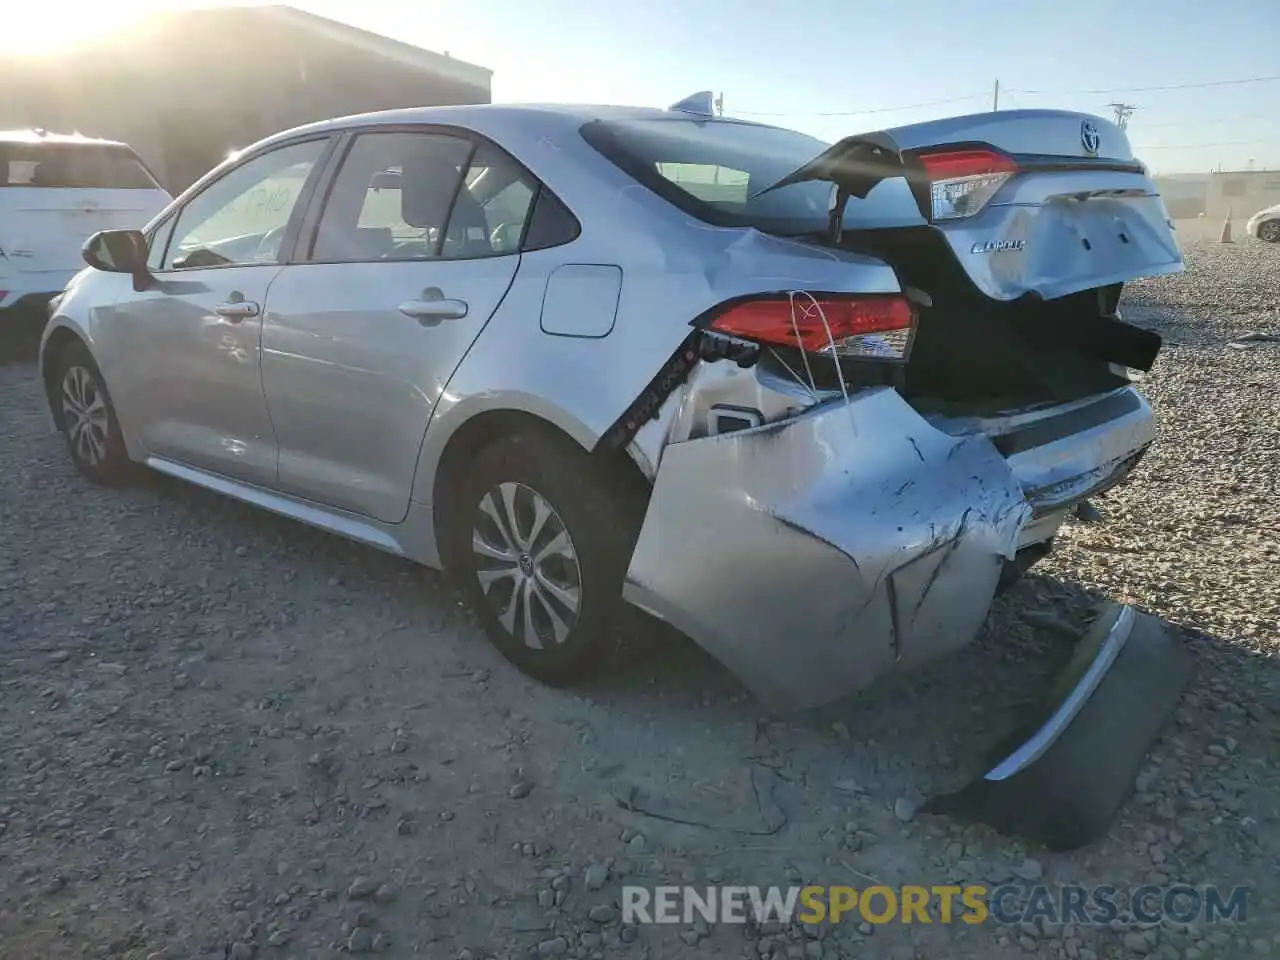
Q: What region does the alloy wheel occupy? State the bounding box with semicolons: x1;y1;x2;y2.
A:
61;365;110;466
1259;220;1280;242
471;481;582;650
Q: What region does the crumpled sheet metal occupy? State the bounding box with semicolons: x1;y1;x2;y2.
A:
623;387;1034;712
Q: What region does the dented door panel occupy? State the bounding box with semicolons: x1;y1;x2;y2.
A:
623;387;1033;711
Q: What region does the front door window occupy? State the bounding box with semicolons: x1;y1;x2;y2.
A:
163;139;327;270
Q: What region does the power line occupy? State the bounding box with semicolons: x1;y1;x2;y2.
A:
1008;72;1280;96
731;93;985;118
728;73;1280;123
1138;112;1278;129
1134;137;1280;150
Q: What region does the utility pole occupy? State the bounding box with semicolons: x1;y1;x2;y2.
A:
992;79;1000;111
714;92;724;117
1108;102;1136;130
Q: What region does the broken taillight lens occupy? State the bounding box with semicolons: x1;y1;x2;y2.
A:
707;295;916;363
916;148;1018;221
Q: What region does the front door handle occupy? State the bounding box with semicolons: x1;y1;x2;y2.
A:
214;296;260;322
398;286;468;325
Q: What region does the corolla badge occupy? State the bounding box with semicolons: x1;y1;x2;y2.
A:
1081;120;1101;156
970;239;1026;254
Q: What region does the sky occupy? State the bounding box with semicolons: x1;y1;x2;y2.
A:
6;0;1279;174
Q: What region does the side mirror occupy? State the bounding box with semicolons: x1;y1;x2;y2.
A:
82;229;152;291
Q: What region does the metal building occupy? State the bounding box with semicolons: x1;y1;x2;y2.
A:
2;5;492;193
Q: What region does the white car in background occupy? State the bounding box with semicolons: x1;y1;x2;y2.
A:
1;130;171;318
1245;203;1280;242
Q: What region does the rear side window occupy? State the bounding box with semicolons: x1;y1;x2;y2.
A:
522;187;580;251
0;143;160;189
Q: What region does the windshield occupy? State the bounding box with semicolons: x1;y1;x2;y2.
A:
1;142;161;189
580;117;840;233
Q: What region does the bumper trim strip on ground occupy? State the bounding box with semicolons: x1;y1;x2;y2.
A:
983;604;1136;781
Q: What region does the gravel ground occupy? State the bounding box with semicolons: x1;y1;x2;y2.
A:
1;238;1277;960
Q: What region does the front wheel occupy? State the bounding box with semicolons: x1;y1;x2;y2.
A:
1258;219;1280;243
444;431;645;686
52;343;133;485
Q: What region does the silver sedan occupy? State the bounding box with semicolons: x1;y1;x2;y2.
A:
41;97;1182;710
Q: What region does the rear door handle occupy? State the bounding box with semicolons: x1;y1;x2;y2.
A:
398;286;468;325
214;299;260;322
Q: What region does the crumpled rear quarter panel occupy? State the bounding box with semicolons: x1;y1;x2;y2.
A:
623;387;1033;711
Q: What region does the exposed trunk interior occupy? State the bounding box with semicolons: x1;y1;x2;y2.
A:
775;227;1159;416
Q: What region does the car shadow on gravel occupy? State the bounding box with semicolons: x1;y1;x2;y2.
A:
0;308;46;365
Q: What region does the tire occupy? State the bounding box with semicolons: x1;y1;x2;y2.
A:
443;430;646;687
1258;219;1280;243
51;342;134;485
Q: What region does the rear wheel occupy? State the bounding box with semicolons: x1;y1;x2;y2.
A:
443;430;645;686
1258;219;1280;243
53;343;133;485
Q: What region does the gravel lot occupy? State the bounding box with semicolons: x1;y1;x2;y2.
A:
1;238;1277;960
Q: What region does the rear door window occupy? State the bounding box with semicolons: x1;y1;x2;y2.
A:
462;145;537;254
311;132;473;262
0;142;160;189
309;132;541;262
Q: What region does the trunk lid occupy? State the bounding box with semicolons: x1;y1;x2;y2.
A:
759;109;1183;302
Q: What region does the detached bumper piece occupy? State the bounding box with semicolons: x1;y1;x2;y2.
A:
921;603;1193;850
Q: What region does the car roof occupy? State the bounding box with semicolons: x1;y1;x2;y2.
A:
250;102;782;150
0;129;131;148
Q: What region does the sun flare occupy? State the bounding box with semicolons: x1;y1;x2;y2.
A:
0;5;162;56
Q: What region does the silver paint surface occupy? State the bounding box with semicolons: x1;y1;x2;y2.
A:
623;387;1033;711
40;102;1181;708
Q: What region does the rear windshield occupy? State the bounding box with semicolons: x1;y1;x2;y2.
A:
1;142;160;189
580;117;837;233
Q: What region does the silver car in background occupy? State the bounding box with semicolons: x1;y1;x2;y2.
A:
40;97;1182;710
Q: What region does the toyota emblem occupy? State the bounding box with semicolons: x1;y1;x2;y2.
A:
1081;120;1101;156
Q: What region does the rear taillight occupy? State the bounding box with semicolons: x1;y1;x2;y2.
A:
916;148;1018;221
707;294;916;363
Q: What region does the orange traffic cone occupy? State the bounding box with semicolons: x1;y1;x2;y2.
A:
1219;208;1233;243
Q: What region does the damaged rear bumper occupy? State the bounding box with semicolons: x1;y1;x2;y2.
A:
623;386;1033;711
623;385;1152;711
